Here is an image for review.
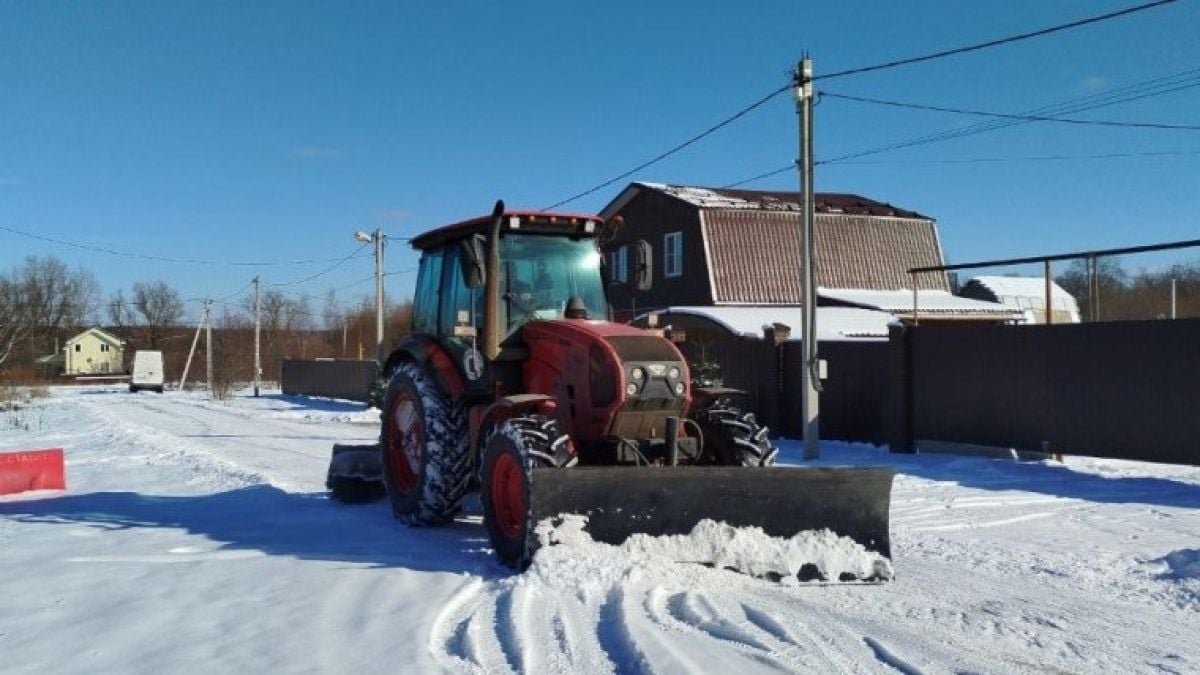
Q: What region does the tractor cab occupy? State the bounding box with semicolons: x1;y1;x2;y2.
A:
409;207;611;392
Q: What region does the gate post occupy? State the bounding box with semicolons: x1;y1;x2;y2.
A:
887;325;915;453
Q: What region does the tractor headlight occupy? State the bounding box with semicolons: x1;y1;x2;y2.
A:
667;366;681;380
626;382;640;396
630;367;645;382
673;382;686;396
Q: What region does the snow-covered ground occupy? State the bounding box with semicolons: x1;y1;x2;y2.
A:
1;386;1198;674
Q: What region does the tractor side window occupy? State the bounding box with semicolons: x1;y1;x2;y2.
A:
438;245;476;339
413;250;443;335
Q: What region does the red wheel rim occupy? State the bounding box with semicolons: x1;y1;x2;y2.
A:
491;453;526;539
387;390;423;494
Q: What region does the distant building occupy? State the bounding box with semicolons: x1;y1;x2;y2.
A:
59;327;126;375
959;276;1081;324
598;182;1019;324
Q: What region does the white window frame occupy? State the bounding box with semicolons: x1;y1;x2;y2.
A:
663;232;683;278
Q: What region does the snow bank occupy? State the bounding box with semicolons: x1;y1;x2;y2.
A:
532;515;892;585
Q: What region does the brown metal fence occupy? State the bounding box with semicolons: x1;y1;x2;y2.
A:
681;336;888;443
782;341;890;444
281;359;378;403
889;320;1200;465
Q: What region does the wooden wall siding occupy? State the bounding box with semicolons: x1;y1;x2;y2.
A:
603;189;708;316
702;210;950;304
891;319;1200;465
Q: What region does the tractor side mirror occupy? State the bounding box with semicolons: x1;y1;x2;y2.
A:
635;239;653;291
460;234;486;288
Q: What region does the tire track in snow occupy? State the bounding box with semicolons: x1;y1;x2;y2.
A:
430;578;613;674
429;578;491;673
862;636;923;675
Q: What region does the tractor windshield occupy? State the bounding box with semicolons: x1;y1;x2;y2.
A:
500;233;607;331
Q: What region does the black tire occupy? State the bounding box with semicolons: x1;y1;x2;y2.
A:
380;361;470;525
480;415;572;569
693;399;778;467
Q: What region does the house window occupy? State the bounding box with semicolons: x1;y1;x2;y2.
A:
100;344;109;353
75;344;81;352
608;246;628;284
663;232;683;278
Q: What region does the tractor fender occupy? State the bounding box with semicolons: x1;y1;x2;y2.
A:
383;335;467;399
471;394;557;457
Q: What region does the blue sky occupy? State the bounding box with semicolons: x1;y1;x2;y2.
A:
2;1;1198;321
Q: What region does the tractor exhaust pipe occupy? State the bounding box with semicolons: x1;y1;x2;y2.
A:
484;199;505;361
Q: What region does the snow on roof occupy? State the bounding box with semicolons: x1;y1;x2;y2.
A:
819;288;1021;316
966;276;1080;311
642;305;897;341
637;182;760;210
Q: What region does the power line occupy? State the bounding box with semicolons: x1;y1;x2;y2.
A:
267;244;370;287
0;224;366;267
820;69;1200;164
723;67;1200;187
540;84;791;211
823;91;1200;131
833;149;1200;165
543;2;1177;209
723;165;794;189
817;0;1180;81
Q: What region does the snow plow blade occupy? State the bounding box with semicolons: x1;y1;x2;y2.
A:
530;466;894;579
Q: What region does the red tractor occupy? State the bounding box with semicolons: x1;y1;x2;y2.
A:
329;202;892;574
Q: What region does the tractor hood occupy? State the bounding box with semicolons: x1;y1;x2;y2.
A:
522;319;692;441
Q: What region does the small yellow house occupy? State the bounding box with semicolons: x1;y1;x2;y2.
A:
62;327;126;375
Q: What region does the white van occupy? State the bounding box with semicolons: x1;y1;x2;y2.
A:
130;350;165;393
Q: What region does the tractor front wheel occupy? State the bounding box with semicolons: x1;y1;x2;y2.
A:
480;416;572;569
693;400;778;467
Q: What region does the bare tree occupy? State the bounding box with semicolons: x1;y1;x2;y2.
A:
132;280;184;346
0;272;32;368
322;288;341;332
19;256;98;336
107;289;131;328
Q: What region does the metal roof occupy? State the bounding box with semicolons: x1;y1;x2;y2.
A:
702;209;949;304
600;182;930;220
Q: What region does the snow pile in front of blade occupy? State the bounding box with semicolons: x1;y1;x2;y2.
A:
533;515;892;583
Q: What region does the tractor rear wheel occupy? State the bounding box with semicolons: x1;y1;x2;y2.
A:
380;361;469;525
480;415;572;569
694;400;778;467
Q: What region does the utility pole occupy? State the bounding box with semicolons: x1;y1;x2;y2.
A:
1171;277;1177;319
204;299;213;397
179;305;205;390
253;276;262;397
795;56;820;461
355;227;386;363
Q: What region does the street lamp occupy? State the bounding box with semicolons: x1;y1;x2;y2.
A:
356;228;385;363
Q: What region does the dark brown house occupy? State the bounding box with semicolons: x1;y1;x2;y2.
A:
597;182;1016;322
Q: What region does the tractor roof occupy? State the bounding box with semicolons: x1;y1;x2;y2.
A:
410;211;604;251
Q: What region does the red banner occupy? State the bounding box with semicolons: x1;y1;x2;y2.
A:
0;448;66;495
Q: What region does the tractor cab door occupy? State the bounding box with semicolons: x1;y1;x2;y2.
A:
437;244;489;392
